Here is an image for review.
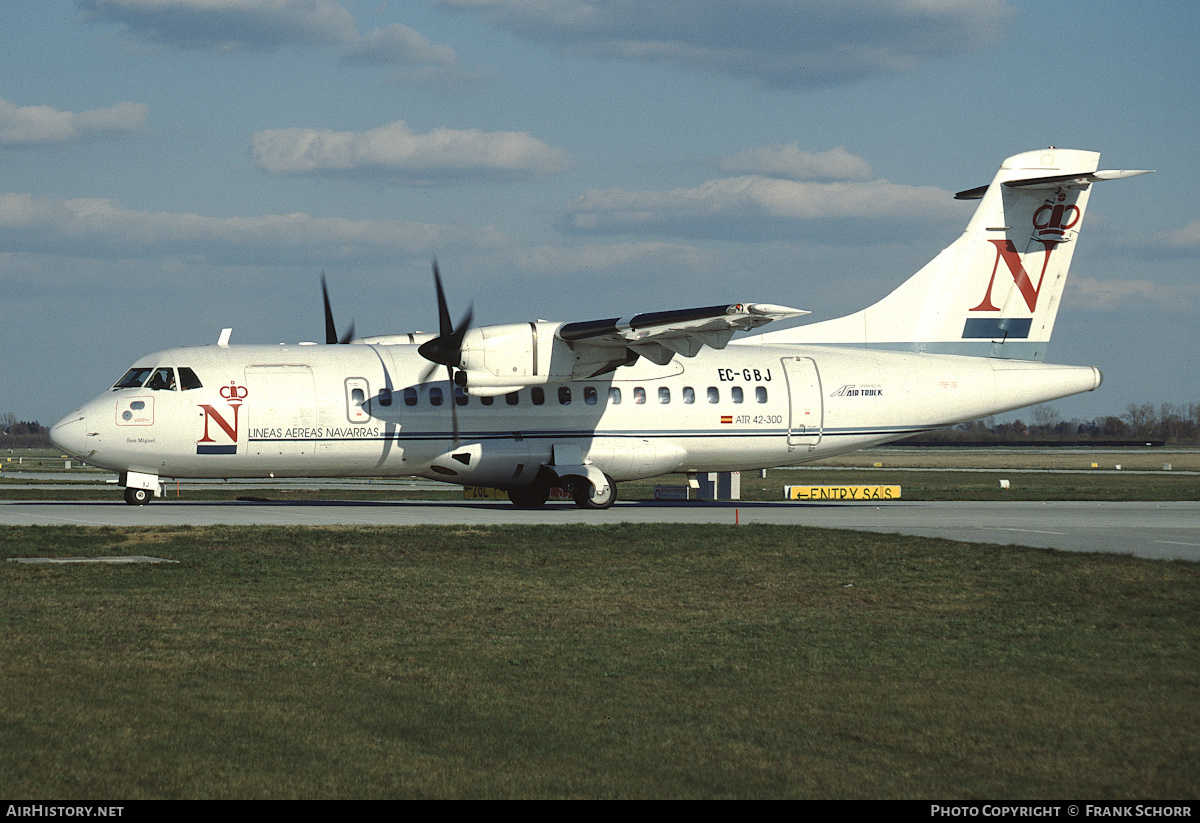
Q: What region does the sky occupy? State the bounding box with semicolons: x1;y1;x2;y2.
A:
2;0;1197;428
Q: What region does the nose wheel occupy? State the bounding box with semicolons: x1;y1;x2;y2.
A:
123;487;151;505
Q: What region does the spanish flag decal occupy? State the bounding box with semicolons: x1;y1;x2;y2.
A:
720;415;733;424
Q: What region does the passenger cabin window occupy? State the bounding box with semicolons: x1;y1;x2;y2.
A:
404;387;418;406
683;387;695;404
531;387;545;405
756;386;768;403
584;386;598;405
480;395;494;406
658;387;670;404
429;387;444;406
634;387;646;404
559;386;571;405
455;387;468;406
707;387;719;404
609;387;622;405
506;392;519;406
378;387;392;407
732;386;744;404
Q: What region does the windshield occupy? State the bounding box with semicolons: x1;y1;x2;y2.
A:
112;367;153;389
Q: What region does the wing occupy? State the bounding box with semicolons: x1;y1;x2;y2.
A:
557;302;808;366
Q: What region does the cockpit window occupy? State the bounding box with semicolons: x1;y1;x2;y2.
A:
113;367;153;389
178;367;203;390
146;368;176;391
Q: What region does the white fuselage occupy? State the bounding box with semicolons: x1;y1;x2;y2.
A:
51;339;1101;488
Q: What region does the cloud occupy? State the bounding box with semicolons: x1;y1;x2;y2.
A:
0;99;147;146
1154;221;1200;253
0;192;501;264
250;120;573;185
511;240;705;273
77;0;358;50
77;0;474;85
1070;276;1187;310
442;0;1015;89
715;144;873;181
557;175;964;241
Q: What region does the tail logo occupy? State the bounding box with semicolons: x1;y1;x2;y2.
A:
969;197;1076;315
1033;198;1080;242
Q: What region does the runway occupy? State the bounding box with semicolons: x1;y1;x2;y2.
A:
3;498;1198;561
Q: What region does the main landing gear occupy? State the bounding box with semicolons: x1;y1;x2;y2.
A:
506;470;618;510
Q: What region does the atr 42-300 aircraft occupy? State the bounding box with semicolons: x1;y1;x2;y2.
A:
51;148;1150;507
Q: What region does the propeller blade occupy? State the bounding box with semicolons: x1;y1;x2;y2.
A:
320;272;355;344
433;258;452;339
447;366;460;446
417;259;474;367
416;258;472;447
321;272;337;344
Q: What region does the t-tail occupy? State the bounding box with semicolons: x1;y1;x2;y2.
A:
757;148;1151;360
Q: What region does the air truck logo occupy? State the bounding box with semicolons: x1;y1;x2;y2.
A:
962;196;1079;340
197;382;247;455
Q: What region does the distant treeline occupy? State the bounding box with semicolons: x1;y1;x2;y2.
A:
900;402;1200;447
1;414;51;448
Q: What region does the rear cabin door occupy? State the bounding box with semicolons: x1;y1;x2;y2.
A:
780;357;823;450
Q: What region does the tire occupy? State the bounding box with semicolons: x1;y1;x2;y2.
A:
508;479;551;509
123;486;151;506
572;473;617;510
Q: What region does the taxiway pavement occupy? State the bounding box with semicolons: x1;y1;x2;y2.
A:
2;499;1197;561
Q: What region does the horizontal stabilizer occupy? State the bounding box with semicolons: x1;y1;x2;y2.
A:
955;168;1153;200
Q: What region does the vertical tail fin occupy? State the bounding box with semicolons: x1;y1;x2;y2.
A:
759;148;1150;360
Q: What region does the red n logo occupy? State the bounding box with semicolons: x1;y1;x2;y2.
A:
970;239;1056;313
198;403;240;443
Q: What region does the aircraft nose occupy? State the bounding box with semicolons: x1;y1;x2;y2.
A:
50;411;87;459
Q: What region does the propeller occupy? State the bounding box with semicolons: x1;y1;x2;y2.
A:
417;258;473;444
320;271;355;344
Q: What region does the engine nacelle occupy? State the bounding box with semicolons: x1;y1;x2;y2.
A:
456;321;627;395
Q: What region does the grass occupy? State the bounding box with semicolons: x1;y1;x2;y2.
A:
2;524;1197;799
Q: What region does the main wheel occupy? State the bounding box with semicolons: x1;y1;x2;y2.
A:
123;487;151;506
508;479;551;509
572;473;617;510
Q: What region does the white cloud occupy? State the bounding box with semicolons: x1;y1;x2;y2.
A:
1070;276;1185;310
715;145;873;181
558;175;963;239
341;23;456;66
511;240;704;273
0;99;147;146
250;120;573;185
77;0;358;50
1155;220;1200;252
78;0;473;85
442;0;1015;89
0;192;501;263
